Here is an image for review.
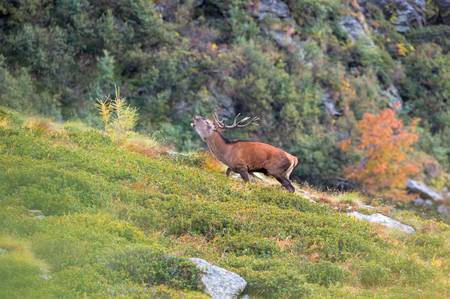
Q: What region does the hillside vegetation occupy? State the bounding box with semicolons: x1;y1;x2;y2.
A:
0;107;449;298
0;0;449;193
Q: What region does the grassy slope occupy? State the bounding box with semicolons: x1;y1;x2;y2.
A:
0;107;448;298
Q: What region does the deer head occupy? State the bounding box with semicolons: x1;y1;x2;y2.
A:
191;116;216;141
191;113;259;141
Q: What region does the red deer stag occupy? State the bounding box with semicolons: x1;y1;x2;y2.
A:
191;113;299;192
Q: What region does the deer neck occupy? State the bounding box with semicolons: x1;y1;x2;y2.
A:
205;132;232;165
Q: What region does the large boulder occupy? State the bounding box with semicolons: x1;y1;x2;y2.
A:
189;258;247;299
348;211;415;233
406;179;444;201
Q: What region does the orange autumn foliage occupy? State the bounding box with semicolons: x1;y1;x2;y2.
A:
339;109;419;200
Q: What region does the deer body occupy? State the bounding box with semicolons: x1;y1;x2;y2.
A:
192;115;299;192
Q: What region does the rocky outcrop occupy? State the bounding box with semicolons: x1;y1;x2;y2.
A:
250;0;308;60
382;85;403;111
435;0;450;25
406;179;444;201
209;86;236;119
437;205;449;219
322;93;341;116
348;211;415;233
340;15;367;41
189;258;247;299
362;0;425;32
252;0;291;20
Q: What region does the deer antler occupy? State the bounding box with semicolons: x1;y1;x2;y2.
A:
213;113;259;129
213;113;225;128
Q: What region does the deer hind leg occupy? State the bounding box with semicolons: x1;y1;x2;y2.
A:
226;168;232;177
274;175;295;193
235;166;250;182
239;171;250;182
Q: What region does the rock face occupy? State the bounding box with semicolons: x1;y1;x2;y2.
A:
363;0;425;32
321;92;341;116
340;15;367;41
251;0;307;59
435;0;450;25
189;258;247;299
437;205;449;219
348;211;415;233
406;179;444;201
412;197;425;206
382;85;403;111
252;0;291;20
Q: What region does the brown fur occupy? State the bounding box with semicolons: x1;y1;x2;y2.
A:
192;115;299;192
205;131;298;192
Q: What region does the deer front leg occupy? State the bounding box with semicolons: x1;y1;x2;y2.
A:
236;166;250;182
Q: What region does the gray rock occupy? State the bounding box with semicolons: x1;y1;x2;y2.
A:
189;258;247;299
209;87;236;118
267;28;294;48
359;204;375;209
29;209;45;220
0;248;8;255
252;0;291;20
340;16;367;41
412;198;425;206
435;0;450;25
348;211;415;234
437;205;449;217
424;200;433;208
40;273;50;280
382;85;403;111
406;179;444;201
363;0;425;32
321;92;341;116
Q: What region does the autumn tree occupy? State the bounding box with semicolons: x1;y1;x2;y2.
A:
339;109;419;200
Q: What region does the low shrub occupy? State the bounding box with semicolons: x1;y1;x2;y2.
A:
243;263;311;298
387;255;433;285
0;235;50;298
358;261;390;287
406;25;450;52
106;247;200;290
217;233;280;257
304;261;346;286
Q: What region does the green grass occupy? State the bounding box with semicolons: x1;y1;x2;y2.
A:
0;106;449;298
